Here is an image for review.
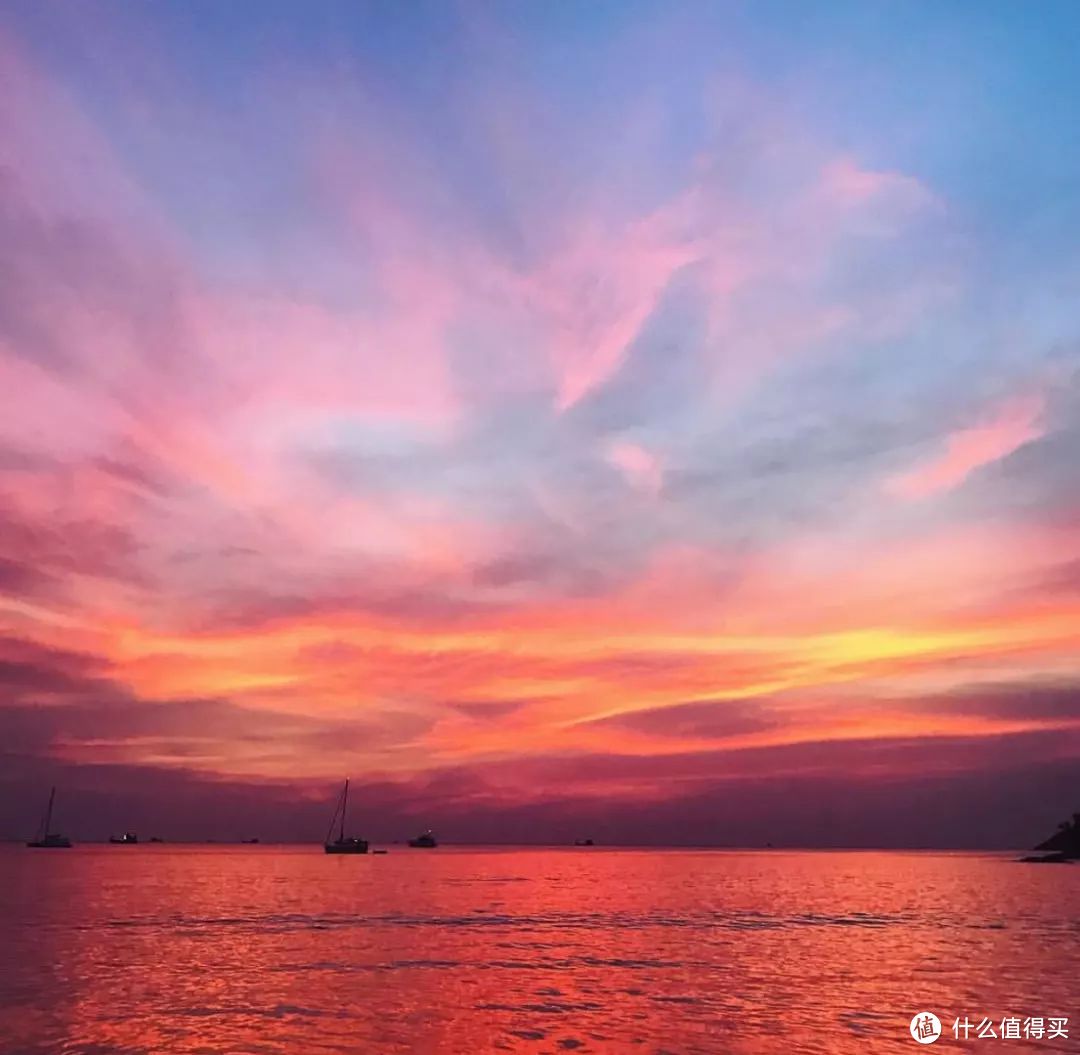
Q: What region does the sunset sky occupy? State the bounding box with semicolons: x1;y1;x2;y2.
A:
1;2;1078;846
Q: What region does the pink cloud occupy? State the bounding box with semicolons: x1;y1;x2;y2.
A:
886;393;1046;501
605;440;664;495
535;217;700;411
819;157;937;212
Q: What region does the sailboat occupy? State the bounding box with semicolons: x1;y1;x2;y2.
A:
323;779;369;854
26;787;73;848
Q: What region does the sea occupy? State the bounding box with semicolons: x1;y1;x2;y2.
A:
0;845;1076;1054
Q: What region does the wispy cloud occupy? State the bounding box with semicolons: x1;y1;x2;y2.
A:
885;393;1045;500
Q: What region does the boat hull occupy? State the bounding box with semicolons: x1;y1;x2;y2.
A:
324;840;369;854
27;837;72;848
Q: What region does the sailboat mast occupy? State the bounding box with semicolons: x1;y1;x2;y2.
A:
340;779;348;842
44;786;56;836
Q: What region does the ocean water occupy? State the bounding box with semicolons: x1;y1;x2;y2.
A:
0;846;1076;1054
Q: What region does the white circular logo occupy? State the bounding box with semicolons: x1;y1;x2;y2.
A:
910;1012;941;1045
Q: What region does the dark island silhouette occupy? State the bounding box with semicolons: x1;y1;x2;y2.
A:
1020;812;1080;863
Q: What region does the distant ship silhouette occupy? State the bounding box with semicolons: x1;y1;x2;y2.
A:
109;832;138;844
1020;812;1080;863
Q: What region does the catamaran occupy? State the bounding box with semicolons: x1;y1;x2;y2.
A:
323;779;369;854
26;787;73;848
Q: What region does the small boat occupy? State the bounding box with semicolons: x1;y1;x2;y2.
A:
574;838;594;846
241;838;260;844
26;787;73;849
408;830;438;848
323;779;369;854
148;836;165;843
109;832;138;844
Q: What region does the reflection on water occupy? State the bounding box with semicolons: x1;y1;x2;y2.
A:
0;847;1076;1053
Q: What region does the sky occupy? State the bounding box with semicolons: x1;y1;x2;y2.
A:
1;1;1078;847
